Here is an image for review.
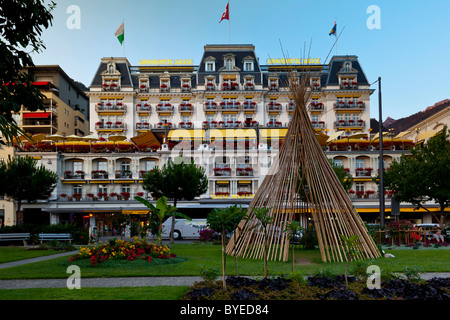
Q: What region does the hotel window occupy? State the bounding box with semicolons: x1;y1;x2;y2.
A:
311;115;319;123
73;185;83;195
73;161;83;173
98;185;107;195
145;160;156;171
334;159;343;167
355;159;364;169
121;161;131;172
226;58;233;70
121;185;131;194
206;62;215;72
244;61;254;71
97;161;108;172
355;182;365;193
269;115;277;124
206;114;215;124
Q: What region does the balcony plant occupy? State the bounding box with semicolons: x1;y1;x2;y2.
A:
73;193;82;201
87;193;95;200
109;192;118;199
136;192;144;197
356;190;364;198
60;193;67;199
120;192;130;200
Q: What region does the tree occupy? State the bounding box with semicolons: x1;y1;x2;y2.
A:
134;195;190;245
246;207;274;279
0;0;56;144
384;127;450;228
339;234;361;290
207;204;247;288
284;220;303;272
329;159;354;192
0;155;58;224
142;158;208;243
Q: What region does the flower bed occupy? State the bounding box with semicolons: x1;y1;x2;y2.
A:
68;238;177;266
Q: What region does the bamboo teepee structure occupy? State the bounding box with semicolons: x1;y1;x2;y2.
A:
225;68;381;263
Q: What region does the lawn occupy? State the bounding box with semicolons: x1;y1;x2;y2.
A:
0;243;449;280
0;246;72;264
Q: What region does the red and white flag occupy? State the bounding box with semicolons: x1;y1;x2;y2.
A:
220;2;229;23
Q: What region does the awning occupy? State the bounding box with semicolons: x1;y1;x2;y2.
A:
168;129;205;141
210;129;257;140
416;130;439;141
259;128;288;140
131;131;161;147
394;131;411;139
22;112;50;118
326;131;345;143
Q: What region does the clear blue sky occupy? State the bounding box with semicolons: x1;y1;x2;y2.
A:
31;0;450;121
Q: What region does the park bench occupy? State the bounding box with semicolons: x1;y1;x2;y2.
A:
0;233;30;245
38;233;72;244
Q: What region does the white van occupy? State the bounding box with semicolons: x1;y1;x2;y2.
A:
161;218;208;240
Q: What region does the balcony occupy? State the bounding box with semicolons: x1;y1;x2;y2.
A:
311;83;322;91
139;85;149;93
236;167;254;176
242;101;257;112
102;83;120;91
91;170;109;179
266;121;283;128
115;170;132;179
220;101;241;112
213;167;231;176
179;103;193;114
136;123;151;130
155;122;174;129
266;102;282;112
244;82;255;90
95;122;127;132
156;103;174;114
333;101;365;110
312;121;326;129
204;102;218;112
334;120;365;128
221;82;239;91
309;102;324;112
181;84;191;92
136;103;151;113
354;168;373;177
96;102;127;113
269;83;278;91
205;83;216;91
160;84;170;92
178;122;194;129
59;192;147;202
64;171;85;180
340;81;358;90
287;103;295;112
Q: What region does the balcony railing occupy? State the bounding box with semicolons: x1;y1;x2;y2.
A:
178;122;194;129
266;103;282;112
95;123;127;131
64;171;85;179
242;101;257;111
354;168;373;177
236;167;254;176
179;103;193;113
156;104;174;113
102;84;120;91
115;171;132;179
204;102;218;111
136;123;151;130
312;121;326;129
219;102;241;111
266;121;283;128
309;102;324;111
91;171;109;179
205;83;216;91
333;101;365;110
340;81;358;90
136;104;151;113
58;192;148;202
334;120;365;128
221;82;239;91
269;84;278;91
96;103;127;113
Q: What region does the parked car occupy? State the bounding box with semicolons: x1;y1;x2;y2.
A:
161;218;208;240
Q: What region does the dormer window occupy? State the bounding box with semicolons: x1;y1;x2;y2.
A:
226;58;233;70
206;61;215;72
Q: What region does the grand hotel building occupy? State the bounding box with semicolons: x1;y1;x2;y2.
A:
8;44;442;233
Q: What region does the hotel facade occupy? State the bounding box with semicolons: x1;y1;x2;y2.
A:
5;44;446;234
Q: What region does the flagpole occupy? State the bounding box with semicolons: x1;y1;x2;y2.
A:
228;2;231;44
123;19;125;57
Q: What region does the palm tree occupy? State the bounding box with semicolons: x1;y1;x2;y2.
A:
134;195;190;245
